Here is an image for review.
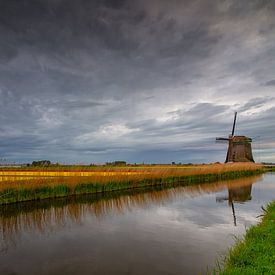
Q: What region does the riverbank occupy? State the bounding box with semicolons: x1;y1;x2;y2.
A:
0;163;263;205
221;201;275;275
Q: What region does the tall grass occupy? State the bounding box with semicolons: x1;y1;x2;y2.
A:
220;201;275;274
0;163;263;204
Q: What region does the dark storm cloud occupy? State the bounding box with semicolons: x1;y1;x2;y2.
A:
0;0;275;163
263;79;275;86
0;0;221;96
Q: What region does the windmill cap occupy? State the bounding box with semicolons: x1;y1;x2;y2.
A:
232;136;252;142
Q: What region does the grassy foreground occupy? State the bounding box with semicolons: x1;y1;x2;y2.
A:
0;163;263;204
220;202;275;275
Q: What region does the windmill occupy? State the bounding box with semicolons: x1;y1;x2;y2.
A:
216;112;254;163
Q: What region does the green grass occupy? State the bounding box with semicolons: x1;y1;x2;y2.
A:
220;202;275;275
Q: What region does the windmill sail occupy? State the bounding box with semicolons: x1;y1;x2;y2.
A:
231;111;237;136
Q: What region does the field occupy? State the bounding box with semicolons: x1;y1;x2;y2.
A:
0;163;263;204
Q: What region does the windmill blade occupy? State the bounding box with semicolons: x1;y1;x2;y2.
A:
216;196;229;202
231;111;237;136
216;138;229;144
216;137;230;141
251;135;260;140
216;137;230;144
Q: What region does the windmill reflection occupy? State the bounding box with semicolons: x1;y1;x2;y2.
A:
216;184;252;226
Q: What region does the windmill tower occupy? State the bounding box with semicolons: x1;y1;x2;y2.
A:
216;112;254;163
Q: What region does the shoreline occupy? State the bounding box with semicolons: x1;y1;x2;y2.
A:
220;201;275;274
0;165;263;205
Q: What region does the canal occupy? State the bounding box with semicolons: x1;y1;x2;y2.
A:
0;173;274;274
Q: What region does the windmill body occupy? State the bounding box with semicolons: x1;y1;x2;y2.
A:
216;112;254;163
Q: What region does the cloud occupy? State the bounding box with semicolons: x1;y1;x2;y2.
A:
0;0;274;163
263;79;275;86
238;97;275;114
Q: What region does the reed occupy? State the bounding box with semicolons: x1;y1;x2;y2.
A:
0;163;263;204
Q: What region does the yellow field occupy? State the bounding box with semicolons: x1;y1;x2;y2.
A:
0;171;144;177
0;163;261;176
0;163;262;192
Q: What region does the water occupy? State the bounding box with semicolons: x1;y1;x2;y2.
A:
0;173;274;275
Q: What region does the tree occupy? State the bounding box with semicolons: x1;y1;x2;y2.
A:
31;160;51;166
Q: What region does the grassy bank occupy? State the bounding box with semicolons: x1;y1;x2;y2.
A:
0;163;263;205
220;202;275;275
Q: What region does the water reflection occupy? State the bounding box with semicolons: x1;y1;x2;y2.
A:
0;175;261;250
216;183;253;226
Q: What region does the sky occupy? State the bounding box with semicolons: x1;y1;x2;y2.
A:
0;0;275;164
